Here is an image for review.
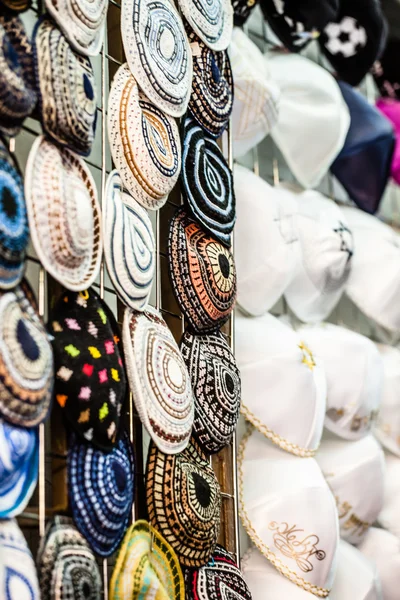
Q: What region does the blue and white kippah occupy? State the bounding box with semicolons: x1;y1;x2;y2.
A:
103;171;155;311
0;519;40;600
68;433;135;557
181;115;236;246
121;0;193;117
0;418;38;518
0;140;28;290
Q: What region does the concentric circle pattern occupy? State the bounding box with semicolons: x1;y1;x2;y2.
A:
0;284;54;428
181;116;236;244
123;306;194;453
146;439;221;567
108;64;181;210
187;29;233;138
104;171;155;311
37;516;102;600
25;136;102;292
168;208;237;333
68;433;135;557
121;0;193;117
44;0;107;56
0;418;38;518
180;329;241;454
0;15;37;136
178;0;233;50
0;520;40;599
0;139;29;290
33;17;97;156
185;545;252;600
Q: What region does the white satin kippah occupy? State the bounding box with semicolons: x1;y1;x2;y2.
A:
374;344;400;456
378;453;400;538
358;527;400;600
330;540;382;600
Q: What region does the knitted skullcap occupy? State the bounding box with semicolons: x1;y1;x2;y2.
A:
177;0;233;50
103;170;155;311
185;545;252;600
0;282;54;427
37;516;102;600
121;0;193;117
168;208;237;333
0;418;38;518
107;63;181;210
0;15;36;137
181;116;236;245
0;520;40;600
123;306;194;453
180;329;241;454
68;432;135;557
187;29;234;139
146;439;221;567
25;136;102;292
110;520;185;600
49;287;126;451
44;0;107;56
0;138;28;290
33;16;97;156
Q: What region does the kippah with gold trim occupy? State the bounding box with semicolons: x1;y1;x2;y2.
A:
146;439;221;567
108;63;181;210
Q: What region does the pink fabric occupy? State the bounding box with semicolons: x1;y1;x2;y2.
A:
377;98;400;185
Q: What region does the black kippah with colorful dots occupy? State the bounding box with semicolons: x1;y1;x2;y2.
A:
48;287;126;452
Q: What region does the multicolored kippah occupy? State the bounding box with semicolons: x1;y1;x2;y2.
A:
0;139;28;289
123;306;194;453
232;0;258;26
0;283;54;427
108;64;181;210
146;439;221;567
103;171;155;311
68;432;135;557
25;136;102;292
44;0;107;56
0;520;40;600
168;208;237;333
110;520;185;600
187;30;233;138
181;116;236;244
0;15;37;137
180;329;241;454
121;0;193;117
185;545;252;600
37;516;102;600
49;288;126;451
0;418;38;518
33;16;97;156
178;0;233;50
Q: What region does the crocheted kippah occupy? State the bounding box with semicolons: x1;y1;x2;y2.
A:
0;282;54;427
33;16;97;157
146;439;221;567
37;516;102;600
187;29;234;139
44;0;107;56
0;0;30;12
232;0;258;26
107;63;181;210
123;306;194;453
103;170;155;311
0;138;28;289
180;329;241;454
0;520;40;600
185;545;252;600
0;15;36;137
181;116;236;245
0;418;38;518
110;520;185;600
177;0;233;51
121;0;193;117
168;208;237;333
68;432;135;557
25;136;102;292
49;287;126;451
